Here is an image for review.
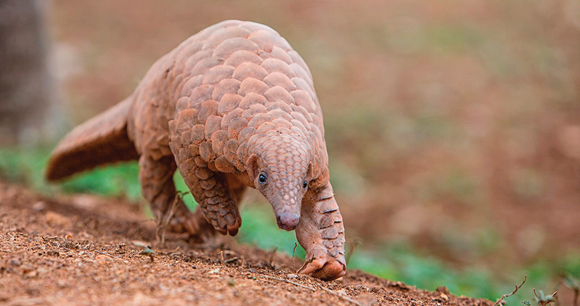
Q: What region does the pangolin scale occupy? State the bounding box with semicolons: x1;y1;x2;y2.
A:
46;20;346;281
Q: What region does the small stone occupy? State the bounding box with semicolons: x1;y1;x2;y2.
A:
132;240;148;248
32;201;46;212
436;286;450;294
96;255;112;262
24;270;37;278
56;280;69;288
9;259;20;267
20;265;34;273
45;211;70;227
72;195;99;209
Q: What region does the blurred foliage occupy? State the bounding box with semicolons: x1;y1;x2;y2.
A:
0;146;141;200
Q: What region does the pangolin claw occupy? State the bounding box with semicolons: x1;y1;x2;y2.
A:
298;251;346;281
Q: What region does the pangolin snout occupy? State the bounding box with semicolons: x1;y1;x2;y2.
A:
276;212;300;231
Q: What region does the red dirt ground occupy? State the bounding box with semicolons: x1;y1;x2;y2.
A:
0;181;492;306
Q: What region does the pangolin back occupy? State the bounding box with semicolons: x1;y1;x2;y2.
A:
161;20;329;183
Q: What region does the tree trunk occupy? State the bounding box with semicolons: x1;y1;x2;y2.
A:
0;0;58;145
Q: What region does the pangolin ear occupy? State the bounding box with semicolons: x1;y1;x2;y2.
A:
246;154;260;181
306;162;314;182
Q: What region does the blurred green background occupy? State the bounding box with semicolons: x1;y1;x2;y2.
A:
1;0;579;304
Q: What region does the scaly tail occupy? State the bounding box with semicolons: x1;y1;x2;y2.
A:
45;97;139;181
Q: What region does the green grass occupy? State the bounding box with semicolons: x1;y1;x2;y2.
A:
0;146;142;200
1;146;578;303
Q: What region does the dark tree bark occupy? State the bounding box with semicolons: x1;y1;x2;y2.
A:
0;0;57;145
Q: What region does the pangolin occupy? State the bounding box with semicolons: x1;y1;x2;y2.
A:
45;20;346;280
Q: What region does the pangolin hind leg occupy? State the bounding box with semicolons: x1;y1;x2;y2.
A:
296;182;346;281
138;154;214;239
175;156;243;236
181;207;218;243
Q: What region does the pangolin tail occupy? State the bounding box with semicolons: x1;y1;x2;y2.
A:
45;97;140;181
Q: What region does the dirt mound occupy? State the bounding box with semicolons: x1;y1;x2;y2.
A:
0;181;491;305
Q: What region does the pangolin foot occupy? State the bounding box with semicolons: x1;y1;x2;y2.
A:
166;207;218;242
298;246;346;281
210;212;242;236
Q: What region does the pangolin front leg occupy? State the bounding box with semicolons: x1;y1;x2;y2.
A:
138;154;214;237
296;182;346;281
175;152;242;236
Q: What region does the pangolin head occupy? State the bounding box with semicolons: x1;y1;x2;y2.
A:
247;130;312;231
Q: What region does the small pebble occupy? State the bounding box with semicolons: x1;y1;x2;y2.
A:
45;211;70;227
132;240;148;248
32;201;46;212
96;255;112;262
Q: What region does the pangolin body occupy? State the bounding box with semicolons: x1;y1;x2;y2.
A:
46;20;346;280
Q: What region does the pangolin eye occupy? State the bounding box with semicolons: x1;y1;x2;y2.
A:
258;173;268;184
303;181;308;189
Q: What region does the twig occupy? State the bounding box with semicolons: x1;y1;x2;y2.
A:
533;289;557;306
346;237;362;266
94;250;120;259
224;257;240;264
261;275;315;291
318;284;364;306
292;243;298;268
135;219;157;223
156;194;181;246
296;257;315;274
9;233;15;252
561;274;580;306
268;247;278;268
493;274;527;306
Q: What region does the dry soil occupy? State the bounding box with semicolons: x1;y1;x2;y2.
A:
0;181;492;306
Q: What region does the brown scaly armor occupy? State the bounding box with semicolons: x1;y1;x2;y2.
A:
46;20;346;281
